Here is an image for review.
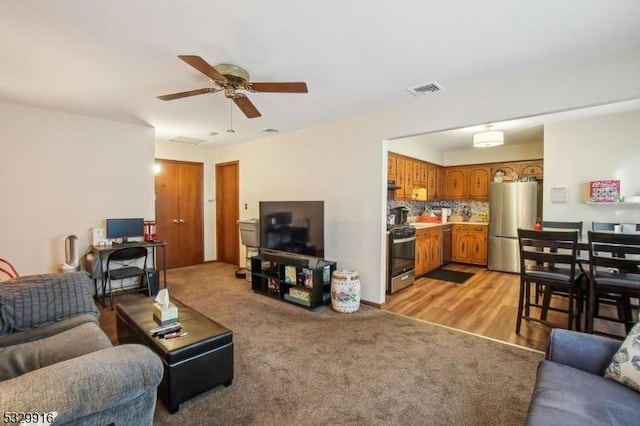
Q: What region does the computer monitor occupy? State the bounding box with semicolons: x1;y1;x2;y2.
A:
106;218;144;243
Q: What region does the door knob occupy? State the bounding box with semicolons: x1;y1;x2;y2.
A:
179;219;185;224
173;219;179;224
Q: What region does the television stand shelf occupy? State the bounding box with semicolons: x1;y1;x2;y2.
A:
250;253;337;309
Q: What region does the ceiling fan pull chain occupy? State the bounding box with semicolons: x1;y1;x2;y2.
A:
227;100;235;133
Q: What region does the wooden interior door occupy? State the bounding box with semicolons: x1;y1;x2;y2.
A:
155;160;181;268
216;161;239;266
178;162;204;266
155;159;204;269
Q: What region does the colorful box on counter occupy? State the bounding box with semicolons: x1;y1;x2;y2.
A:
589;180;621;203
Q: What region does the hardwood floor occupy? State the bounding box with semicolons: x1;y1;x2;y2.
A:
382;263;627;352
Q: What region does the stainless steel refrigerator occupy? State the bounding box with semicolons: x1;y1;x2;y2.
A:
488;181;539;273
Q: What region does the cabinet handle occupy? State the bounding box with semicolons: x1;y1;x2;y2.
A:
173;219;179;224
179;219;185;224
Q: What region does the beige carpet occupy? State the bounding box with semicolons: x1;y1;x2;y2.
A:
109;262;542;425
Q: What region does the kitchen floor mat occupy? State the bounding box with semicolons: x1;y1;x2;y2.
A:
423;268;474;284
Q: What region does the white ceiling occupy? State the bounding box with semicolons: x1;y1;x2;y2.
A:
2;1;640;147
403;98;640;151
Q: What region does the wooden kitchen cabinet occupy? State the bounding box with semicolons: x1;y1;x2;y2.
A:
436;167;446;198
451;224;487;266
519;160;543;180
387;152;397;180
419;163;428;187
467;165;490;199
428;227;442;270
415;226;442;276
404;158;414;199
445;167;466;199
395;157;406;199
415;228;430;276
413;161;421;188
427;165;438;199
490;162;519;180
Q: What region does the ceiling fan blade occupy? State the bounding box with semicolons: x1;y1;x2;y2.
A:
246;82;308;93
178;55;228;82
157;87;215;101
233;94;262;118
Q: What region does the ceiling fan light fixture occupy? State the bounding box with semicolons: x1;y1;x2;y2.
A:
473;128;504;148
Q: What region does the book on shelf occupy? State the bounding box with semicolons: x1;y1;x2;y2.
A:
284;266;296;284
284;293;311;307
289;287;311;301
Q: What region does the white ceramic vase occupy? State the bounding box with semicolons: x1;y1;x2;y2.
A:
331;270;360;313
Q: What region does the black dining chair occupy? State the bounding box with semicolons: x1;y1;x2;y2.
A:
102;246;151;310
592;221;616;231
516;228;583;334
586;231;640;337
538;221;587;305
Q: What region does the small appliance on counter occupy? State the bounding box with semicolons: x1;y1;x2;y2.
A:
430;207;452;223
391;206;409;225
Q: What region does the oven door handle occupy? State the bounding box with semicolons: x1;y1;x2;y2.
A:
393;236;416;244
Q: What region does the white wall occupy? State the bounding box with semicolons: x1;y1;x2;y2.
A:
543;110;640;229
211;120;387;303
389;138;543;166
207;47;640;305
0;102;155;275
2;46;639;303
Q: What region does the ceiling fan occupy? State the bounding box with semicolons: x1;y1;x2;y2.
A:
157;55;308;119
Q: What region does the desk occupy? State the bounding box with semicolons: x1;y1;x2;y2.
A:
90;241;167;297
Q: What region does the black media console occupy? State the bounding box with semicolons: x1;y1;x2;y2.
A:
250;253;337;309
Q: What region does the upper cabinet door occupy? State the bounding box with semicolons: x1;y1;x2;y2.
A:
490;162;519;180
467;166;490;199
427;165;437;199
519;160;543;180
404;159;414;199
387;153;397;180
395;157;406;199
419;163;428;187
413;161;421;186
445;167;466;199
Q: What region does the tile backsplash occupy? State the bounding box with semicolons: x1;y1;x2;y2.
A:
387;199;489;219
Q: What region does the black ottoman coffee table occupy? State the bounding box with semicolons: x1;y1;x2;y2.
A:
116;297;233;413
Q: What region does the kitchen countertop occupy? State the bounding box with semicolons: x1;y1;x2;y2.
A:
410;221;489;229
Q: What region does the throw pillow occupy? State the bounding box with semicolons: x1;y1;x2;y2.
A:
604;321;640;392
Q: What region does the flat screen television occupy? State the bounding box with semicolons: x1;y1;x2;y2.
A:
259;201;324;259
106;218;144;243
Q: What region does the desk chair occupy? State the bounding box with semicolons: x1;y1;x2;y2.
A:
102;246;151;310
586;231;640;337
516;229;582;334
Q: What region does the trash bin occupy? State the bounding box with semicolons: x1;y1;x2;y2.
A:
238;219;260;281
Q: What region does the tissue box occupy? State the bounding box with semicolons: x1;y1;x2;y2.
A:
153;302;179;324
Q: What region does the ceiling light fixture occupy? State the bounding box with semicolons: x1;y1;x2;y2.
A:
473;125;504;148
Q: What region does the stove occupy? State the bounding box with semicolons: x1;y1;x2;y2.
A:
387;224;416;294
387;224;416;238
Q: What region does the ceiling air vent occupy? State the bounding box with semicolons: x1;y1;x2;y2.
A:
406;82;444;97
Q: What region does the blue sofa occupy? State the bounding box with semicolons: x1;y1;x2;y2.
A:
526;328;639;425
